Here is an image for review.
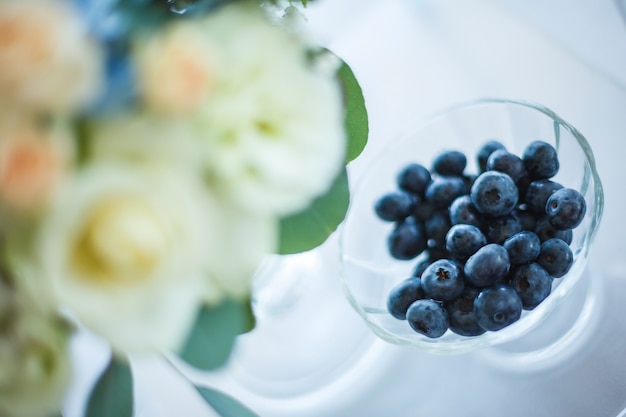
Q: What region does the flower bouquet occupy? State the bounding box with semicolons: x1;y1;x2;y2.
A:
0;0;368;416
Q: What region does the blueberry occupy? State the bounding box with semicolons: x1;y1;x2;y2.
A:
486;149;527;183
464;243;510;287
546;188;586;230
534;216;573;244
445;286;486;336
427;246;449;262
484;214;523;244
413;200;436;223
445;224;487;262
406;299;449;338
421;259;465;301
374;191;415;221
425;176;467;209
412;259;432;277
387;218;428;260
397;163;431;195
432;150;467;177
503;231;541;264
512;208;538;231
508;263;553;310
516;174;532;200
523;140;559;179
425;210;452;248
537;238;573;278
470;171;518;217
524;179;563;213
477;140;507;173
449;195;483;228
462;174;478;192
473;284;523;331
387;277;426;320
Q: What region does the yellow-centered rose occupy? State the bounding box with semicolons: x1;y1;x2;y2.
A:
36;165;218;353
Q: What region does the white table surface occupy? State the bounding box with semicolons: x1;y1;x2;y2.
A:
64;1;626;416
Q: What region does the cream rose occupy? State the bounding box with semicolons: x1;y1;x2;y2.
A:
194;4;346;216
0;0;103;112
36;164;219;354
134;20;220;115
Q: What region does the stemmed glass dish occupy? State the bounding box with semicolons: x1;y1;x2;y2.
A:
339;98;604;354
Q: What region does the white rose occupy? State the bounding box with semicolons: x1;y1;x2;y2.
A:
0;0;103;112
0;279;72;417
36;164;218;354
88;112;204;172
206;201;277;300
87;114;278;302
194;4;346;216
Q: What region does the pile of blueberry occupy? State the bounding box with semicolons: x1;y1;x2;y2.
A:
374;140;586;338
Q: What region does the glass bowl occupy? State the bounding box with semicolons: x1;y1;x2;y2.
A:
339;98;604;354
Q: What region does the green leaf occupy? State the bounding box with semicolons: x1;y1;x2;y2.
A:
85;357;133;417
338;61;368;163
278;167;349;254
196;386;259;417
179;300;251;370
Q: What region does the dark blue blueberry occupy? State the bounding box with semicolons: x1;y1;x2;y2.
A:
445;224;487;262
412;259;432;277
463;174;478;192
413;200;436;223
406;299;449;338
432;150;467;177
470;171;518;217
503;231;541;264
425;176;467;209
445;287;486;336
537;238;574;278
477;140;507;173
421;259;465;301
516;174;532;200
484;214;523;244
387;277;426;320
397;163;431;195
546;188;587;230
523;140;560;179
534;216;573;244
374;191;415;222
524;179;564;213
512;208;538;231
473;284;523;331
425;210;452;248
486;149;527;183
464;243;510;287
387;218;428;260
449;195;484;228
508;263;553;310
427;246;449;262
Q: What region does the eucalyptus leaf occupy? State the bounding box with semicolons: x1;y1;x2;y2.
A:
338;61;368;163
196;386;259;417
278;167;349;254
179;300;251;370
85;357;133;417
